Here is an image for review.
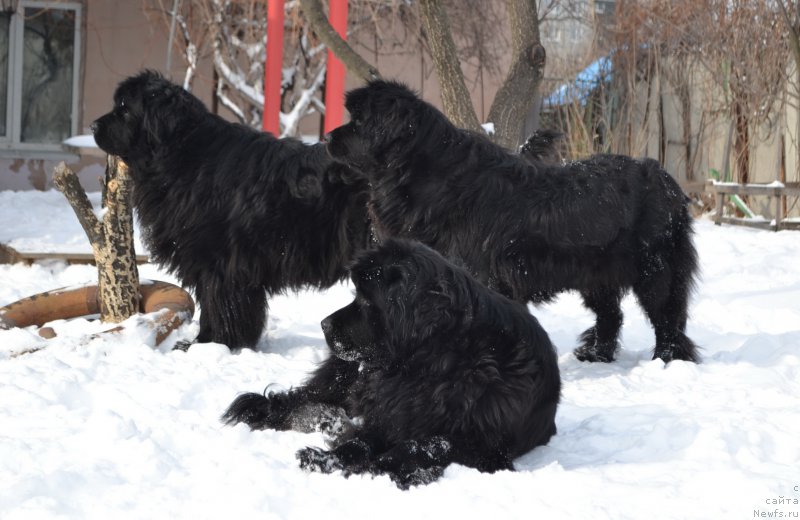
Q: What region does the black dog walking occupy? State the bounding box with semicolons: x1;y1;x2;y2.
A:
325;80;700;364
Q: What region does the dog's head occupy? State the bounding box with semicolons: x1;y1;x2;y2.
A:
325;80;433;175
320;239;474;368
91;70;206;162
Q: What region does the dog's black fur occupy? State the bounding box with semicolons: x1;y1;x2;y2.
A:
325;80;700;363
92;71;370;349
223;238;561;488
519;129;564;165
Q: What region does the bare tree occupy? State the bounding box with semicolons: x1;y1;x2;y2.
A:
145;0;593;148
144;0;329;137
485;0;547;148
553;0;789;186
417;0;482;132
300;0;547;149
776;0;800;191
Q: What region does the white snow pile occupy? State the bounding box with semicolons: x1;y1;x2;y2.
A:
1;190;799;519
62;134;98;149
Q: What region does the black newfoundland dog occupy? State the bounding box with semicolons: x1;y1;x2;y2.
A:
325;80;700;364
223;238;561;488
91;71;370;349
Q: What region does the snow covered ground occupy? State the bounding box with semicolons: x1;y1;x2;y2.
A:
1;190;799;519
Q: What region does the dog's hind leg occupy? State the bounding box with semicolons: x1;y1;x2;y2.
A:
633;234;700;363
574;287;624;363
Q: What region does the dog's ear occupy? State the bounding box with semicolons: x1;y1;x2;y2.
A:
140;84;194;146
387;256;475;344
288;168;323;199
412;278;468;339
383;277;453;347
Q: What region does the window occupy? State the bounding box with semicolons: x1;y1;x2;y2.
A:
0;2;81;156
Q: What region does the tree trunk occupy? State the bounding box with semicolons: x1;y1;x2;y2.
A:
776;0;800;185
733;100;750;185
53;157;140;323
418;0;482;132
486;0;546;150
300;0;545;147
298;0;380;82
681;87;693;181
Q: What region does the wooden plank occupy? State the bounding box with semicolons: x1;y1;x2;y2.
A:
780;221;800;230
718;217;777;231
710;183;784;196
678;181;709;194
709;182;800;197
714;192;725;226
0;244;149;265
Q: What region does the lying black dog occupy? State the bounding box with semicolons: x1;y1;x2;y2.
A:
223;238;561;488
91;71;370;349
325;80;700;363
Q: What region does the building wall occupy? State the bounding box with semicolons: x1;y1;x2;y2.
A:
630;57;797;218
0;0;218;191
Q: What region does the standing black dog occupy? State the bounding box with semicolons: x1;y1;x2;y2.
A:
325;80;700;364
92;71;370;349
223;238;560;488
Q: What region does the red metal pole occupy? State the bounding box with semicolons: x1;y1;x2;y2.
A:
263;0;285;134
324;0;348;134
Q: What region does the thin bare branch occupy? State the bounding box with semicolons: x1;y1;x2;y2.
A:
53;162;103;246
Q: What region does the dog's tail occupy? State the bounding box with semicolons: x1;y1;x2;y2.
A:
221;391;297;431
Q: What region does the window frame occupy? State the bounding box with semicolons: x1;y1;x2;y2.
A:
0;0;82;158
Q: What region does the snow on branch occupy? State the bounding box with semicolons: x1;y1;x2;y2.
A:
280;58;327;137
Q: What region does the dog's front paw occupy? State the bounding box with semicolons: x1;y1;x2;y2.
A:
221;392;293;430
297;447;344;474
172;339;194;352
386;466;445;490
285;402;353;445
298;439;373;476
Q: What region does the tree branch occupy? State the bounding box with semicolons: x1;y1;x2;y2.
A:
418;0;481;132
53;162;103;246
777;0;800;99
280;59;328;137
299;0;381;82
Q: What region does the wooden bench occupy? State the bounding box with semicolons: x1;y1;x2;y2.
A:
0;244;150;265
708;181;800;231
